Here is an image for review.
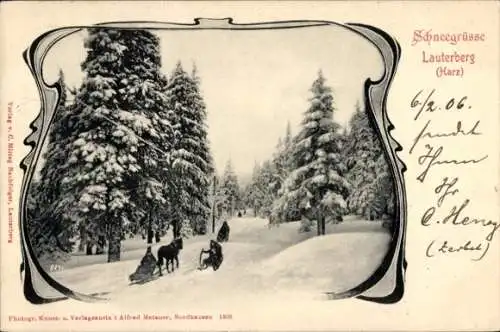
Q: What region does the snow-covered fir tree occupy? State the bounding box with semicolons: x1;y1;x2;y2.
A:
165;62;213;236
27;71;77;265
219;160;241;217
276;71;350;235
270;125;290;197
210;174;224;221
369;153;396;219
282;121;293;170
242;162;264;217
256;160;278;217
60;28;169;262
242;123;295;221
343;102;395;220
343;103;382;217
270;122;300;222
189;64;214;232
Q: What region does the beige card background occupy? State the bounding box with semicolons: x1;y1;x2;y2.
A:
0;1;499;331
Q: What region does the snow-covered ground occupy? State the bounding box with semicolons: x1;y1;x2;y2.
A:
48;216;392;307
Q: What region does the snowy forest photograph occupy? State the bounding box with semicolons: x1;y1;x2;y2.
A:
25;23;398;304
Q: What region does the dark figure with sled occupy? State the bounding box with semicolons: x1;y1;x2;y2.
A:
199;240;223;271
157;237;183;276
129;247;158;283
216;221;230;243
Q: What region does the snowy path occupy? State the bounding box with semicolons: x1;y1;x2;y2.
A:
49;216;392;307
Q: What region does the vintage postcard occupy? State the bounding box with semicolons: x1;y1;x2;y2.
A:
0;1;498;331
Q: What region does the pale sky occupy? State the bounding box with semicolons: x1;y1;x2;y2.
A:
43;25;383;182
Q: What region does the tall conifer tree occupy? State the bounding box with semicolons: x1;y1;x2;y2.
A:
219;160;241;217
59;28;168;262
344;103;395;220
28;71;76;264
166;62;213;236
277;71;350;235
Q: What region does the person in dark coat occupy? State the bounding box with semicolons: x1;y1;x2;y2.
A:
216;221;230;242
200;240;223;271
129;247;157;282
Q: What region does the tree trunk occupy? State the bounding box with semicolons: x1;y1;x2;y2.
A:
78;226;87;252
172;220;180;238
212;176;217;233
321;216;326;235
212;203;216;233
147;225;154;244
231;197;235;217
316;208;323;236
107;220;121;263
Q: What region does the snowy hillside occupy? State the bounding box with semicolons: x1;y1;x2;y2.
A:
48;216;392;306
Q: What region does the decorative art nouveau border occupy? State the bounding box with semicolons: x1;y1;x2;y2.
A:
20;18;406;305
